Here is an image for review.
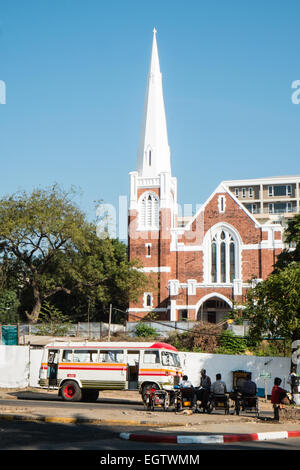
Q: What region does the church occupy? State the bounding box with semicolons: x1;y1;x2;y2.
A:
128;30;283;323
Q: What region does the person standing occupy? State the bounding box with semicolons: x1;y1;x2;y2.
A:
287;366;298;394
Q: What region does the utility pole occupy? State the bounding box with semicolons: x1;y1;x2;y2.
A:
108;304;112;341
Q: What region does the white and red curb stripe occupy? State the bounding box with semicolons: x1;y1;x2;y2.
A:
120;430;300;444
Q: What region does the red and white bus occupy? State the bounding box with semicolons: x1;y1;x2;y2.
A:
38;341;182;402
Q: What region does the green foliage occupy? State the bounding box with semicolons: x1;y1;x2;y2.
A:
0;185;152;323
216;330;247;355
0;289;20;323
245;262;300;342
248;339;290;357
135;322;157;338
35;301;73;336
243;214;300;346
275;214;300;271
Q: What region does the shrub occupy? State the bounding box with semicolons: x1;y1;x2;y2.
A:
216;330;247;354
135;322;157;338
167;322;223;353
35;301;73;336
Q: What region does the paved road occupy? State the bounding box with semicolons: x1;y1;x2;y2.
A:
0;395;299;453
0;419;300;452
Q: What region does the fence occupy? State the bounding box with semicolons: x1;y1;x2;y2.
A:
5;320;248;343
17;322;126;341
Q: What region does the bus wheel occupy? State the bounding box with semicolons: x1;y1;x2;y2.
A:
60;381;82;402
81;390;99;402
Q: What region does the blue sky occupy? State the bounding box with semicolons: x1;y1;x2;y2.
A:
0;0;300;239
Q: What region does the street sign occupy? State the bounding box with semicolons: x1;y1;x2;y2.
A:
1;325;18;345
259;373;271;379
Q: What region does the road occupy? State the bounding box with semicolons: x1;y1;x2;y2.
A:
0;394;299;453
0;418;300;452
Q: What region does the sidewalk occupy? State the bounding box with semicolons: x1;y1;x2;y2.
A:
0;388;299;444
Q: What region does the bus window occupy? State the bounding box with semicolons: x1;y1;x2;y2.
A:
161;351;180;367
74;350;98;362
99;350;124;363
62;350;73;362
143;350;160;364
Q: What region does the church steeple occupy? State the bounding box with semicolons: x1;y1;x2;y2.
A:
137;28;171;177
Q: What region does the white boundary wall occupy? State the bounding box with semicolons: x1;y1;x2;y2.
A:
0;345;293;394
179;351;292;395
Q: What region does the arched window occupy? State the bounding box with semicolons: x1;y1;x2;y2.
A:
210;229;237;283
139;192;159;229
143;292;153;308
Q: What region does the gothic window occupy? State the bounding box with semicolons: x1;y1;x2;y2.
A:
210;229;237;283
143;293;153;308
139;192;159;229
146;243;151;257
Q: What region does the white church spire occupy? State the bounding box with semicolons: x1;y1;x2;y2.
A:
137;28;171;177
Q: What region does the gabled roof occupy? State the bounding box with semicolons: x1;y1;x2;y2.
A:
182;182;262;231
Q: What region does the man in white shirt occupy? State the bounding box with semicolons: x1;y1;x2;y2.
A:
211;373;227;395
179;375;197;411
180;375;193;388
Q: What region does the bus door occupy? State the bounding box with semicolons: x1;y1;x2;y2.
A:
47;349;59;386
126;350;140;390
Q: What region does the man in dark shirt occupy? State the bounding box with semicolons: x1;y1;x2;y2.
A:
241;375;257;396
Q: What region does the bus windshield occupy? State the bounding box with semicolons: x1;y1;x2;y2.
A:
161;351;181;367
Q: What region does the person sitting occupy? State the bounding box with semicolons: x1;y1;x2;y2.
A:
241;374;257;397
271;377;290;405
179;375;197;411
271;377;290;420
211;373;227;396
180;375;193;388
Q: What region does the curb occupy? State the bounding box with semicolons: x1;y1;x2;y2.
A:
0;413;185;428
120;430;300;444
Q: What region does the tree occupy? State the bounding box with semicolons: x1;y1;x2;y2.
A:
274;214;300;271
62;234;152;322
245;262;300;343
242;215;300;347
0;289;20;323
0;185;151;323
0;185;91;322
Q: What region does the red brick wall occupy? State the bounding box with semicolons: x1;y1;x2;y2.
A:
128;188;282;321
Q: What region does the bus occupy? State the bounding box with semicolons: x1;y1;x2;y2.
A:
38;341;182;402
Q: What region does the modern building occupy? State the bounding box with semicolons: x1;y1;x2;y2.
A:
127;30;283;323
222;176;300;225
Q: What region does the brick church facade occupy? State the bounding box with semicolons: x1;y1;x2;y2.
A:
128;30;283;323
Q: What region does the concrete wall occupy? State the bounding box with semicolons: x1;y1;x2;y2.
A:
179;351;292;395
0;345;293;395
